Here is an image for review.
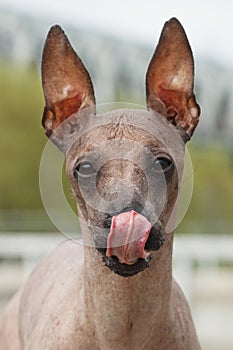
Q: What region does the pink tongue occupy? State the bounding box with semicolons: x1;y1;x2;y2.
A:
106;210;152;265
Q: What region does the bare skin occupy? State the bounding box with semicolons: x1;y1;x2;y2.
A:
0;238;200;350
0;18;201;349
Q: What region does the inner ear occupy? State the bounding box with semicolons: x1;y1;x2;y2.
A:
42;93;83;137
146;18;200;140
41;25;96;139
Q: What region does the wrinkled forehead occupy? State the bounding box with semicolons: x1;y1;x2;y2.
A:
63;109;185;165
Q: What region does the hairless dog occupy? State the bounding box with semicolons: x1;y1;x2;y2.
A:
0;18;201;349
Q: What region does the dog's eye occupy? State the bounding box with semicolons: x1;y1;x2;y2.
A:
154;157;173;173
74;161;96;178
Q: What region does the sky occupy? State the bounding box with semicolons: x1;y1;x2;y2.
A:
0;0;233;67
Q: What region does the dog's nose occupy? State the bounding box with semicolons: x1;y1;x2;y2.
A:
105;200;145;228
121;201;145;215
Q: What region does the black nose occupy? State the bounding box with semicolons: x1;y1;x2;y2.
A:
121;202;145;215
105;201;145;228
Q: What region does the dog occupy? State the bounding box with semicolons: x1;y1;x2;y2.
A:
0;18;201;349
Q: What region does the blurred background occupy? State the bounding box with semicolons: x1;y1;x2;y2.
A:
0;1;232;349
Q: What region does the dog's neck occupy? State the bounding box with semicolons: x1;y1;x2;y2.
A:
82;233;174;348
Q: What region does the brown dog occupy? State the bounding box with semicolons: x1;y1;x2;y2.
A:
0;18;201;349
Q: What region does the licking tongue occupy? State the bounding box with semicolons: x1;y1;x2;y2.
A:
106;210;152;265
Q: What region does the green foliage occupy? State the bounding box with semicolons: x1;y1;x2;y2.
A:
0;62;46;209
177;144;233;233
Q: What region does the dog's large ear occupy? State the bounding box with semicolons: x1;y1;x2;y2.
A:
146;18;200;141
42;25;95;138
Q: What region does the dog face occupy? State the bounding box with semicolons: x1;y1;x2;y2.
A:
41;18;200;276
65;109;184;276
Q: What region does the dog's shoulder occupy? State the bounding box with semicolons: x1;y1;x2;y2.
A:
169;279;201;349
21;239;84;303
25;239;84;284
18;240;85;347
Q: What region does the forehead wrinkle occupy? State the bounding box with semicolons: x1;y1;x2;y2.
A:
66;110;184;167
105;117;136;140
67;127;163;171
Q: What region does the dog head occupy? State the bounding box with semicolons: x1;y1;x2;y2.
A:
41;18;200;277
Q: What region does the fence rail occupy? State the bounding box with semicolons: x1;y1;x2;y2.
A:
1;232;232;257
0;232;232;301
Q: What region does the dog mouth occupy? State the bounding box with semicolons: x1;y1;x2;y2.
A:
97;210;164;277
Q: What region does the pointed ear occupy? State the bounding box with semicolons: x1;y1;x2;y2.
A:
42;25;95;138
146;18;200;141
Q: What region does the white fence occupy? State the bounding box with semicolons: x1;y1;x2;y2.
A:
0;233;233;350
